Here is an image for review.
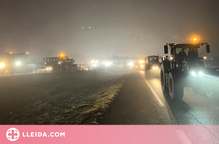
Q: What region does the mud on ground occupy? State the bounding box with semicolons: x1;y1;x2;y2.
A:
0;68;128;124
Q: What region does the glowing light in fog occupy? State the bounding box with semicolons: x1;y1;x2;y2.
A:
199;72;203;75
192;71;196;76
0;63;5;68
15;61;21;66
128;62;134;66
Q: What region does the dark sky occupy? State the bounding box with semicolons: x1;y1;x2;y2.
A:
0;0;219;62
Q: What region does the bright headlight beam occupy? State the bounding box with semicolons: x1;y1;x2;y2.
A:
0;63;5;68
199;72;203;75
191;71;196;76
15;61;21;66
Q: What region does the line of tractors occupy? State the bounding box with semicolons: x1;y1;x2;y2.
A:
0;52;77;75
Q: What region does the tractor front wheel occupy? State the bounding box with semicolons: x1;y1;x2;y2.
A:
168;71;184;100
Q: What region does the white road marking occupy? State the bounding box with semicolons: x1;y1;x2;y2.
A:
139;71;164;106
175;130;192;144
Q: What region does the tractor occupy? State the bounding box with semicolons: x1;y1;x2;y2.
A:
43;55;76;73
145;55;161;78
43;57;62;73
0;52;29;75
160;42;212;100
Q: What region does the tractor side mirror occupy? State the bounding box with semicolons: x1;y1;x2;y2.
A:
206;44;210;53
164;45;168;54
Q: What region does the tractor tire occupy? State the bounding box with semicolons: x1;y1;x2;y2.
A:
168;71;184;100
160;64;168;94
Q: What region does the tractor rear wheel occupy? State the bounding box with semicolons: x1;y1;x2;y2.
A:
168;71;184;100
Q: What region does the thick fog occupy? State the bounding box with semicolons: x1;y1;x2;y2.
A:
0;0;218;63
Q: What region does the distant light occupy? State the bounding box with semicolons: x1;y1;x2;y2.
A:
193;38;197;41
0;63;5;68
139;60;144;64
128;62;134;66
15;61;21;66
203;56;207;60
25;52;29;55
89;26;91;29
105;62;112;67
82;27;84;29
10;52;13;54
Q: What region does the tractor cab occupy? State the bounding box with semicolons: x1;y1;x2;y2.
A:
145;55;160;70
163;43;210;70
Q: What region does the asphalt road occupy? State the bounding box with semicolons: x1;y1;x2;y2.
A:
100;70;219;142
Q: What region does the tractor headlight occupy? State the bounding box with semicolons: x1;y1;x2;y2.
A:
0;63;5;68
198;71;203;75
153;67;155;69
155;67;158;69
191;71;203;76
191;71;196;76
15;61;21;66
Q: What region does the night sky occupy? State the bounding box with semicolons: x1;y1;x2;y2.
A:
0;0;218;62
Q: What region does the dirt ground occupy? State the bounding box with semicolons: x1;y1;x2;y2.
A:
0;68;128;124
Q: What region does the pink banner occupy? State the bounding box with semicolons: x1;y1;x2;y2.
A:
0;125;218;144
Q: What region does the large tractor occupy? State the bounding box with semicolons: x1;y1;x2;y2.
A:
0;52;29;75
160;42;212;100
43;57;62;73
43;54;76;73
145;55;161;78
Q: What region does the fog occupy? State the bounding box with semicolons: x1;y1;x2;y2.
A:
0;0;218;63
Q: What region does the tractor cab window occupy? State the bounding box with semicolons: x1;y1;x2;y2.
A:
149;57;158;62
175;48;198;58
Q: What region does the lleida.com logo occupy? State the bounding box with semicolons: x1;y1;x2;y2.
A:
6;128;20;141
6;128;65;141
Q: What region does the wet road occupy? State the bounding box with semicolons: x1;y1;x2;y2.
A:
100;70;219;142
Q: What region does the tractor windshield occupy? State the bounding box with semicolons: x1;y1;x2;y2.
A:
149;56;158;62
175;48;198;59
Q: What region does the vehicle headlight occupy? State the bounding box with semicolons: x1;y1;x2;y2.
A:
191;71;196;76
191;71;203;76
15;61;21;66
153;67;155;69
0;63;5;68
198;71;203;75
155;67;158;69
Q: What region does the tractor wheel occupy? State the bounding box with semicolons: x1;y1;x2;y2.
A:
168;71;184;100
160;64;168;94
